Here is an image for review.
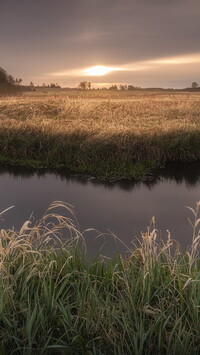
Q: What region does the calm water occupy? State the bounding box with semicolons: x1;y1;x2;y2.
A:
0;164;200;257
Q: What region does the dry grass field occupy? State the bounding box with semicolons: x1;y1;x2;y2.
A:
0;89;200;179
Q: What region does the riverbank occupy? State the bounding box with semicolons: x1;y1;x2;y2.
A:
0;201;199;354
0;91;200;180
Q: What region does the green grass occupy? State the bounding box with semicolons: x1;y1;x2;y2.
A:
0;201;199;354
0;90;200;180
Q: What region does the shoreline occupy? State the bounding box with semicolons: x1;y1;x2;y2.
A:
0;148;200;181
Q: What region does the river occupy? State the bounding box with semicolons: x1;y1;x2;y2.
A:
0;163;200;257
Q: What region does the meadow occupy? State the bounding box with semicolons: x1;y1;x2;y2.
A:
0;201;199;354
0;89;200;179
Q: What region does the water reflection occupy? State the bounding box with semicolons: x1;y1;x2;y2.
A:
1;161;200;189
156;162;200;187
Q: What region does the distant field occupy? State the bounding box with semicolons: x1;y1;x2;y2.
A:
0;90;200;179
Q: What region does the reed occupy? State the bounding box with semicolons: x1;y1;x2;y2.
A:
0;201;199;354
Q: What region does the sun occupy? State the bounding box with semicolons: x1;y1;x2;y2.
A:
83;65;118;76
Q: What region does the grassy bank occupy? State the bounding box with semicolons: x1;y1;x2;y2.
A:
0;91;200;179
0;202;199;354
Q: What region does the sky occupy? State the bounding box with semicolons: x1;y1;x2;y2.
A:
0;0;200;88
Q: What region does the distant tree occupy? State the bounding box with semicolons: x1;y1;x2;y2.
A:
127;85;135;91
79;81;87;90
0;67;9;83
88;82;91;90
108;84;118;90
119;85;127;91
49;83;61;88
78;81;89;90
191;82;198;89
15;78;22;85
0;67;23;95
0;68;23;86
30;81;34;87
8;75;15;85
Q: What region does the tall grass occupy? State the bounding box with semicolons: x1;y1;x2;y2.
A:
0;91;200;179
0;201;199;354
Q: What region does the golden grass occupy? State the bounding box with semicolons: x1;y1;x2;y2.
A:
1;91;200;135
0;90;200;178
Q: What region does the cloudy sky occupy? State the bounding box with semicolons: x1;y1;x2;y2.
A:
1;0;200;88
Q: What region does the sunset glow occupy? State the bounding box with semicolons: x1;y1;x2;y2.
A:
148;53;200;66
2;0;200;88
83;66;120;76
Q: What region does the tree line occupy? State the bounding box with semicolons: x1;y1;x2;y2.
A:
1;66;199;92
0;67;22;85
77;82;141;90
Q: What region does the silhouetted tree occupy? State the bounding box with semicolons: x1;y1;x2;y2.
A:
0;68;23;86
8;75;15;85
49;83;61;88
0;67;23;95
127;85;136;90
15;78;22;85
78;81;88;90
119;85;127;90
108;85;118;90
191;82;198;89
0;67;9;83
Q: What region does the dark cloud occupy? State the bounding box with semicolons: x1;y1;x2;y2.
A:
0;0;200;87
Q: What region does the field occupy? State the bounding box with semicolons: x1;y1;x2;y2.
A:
0;201;199;354
0;91;200;353
0;89;200;179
